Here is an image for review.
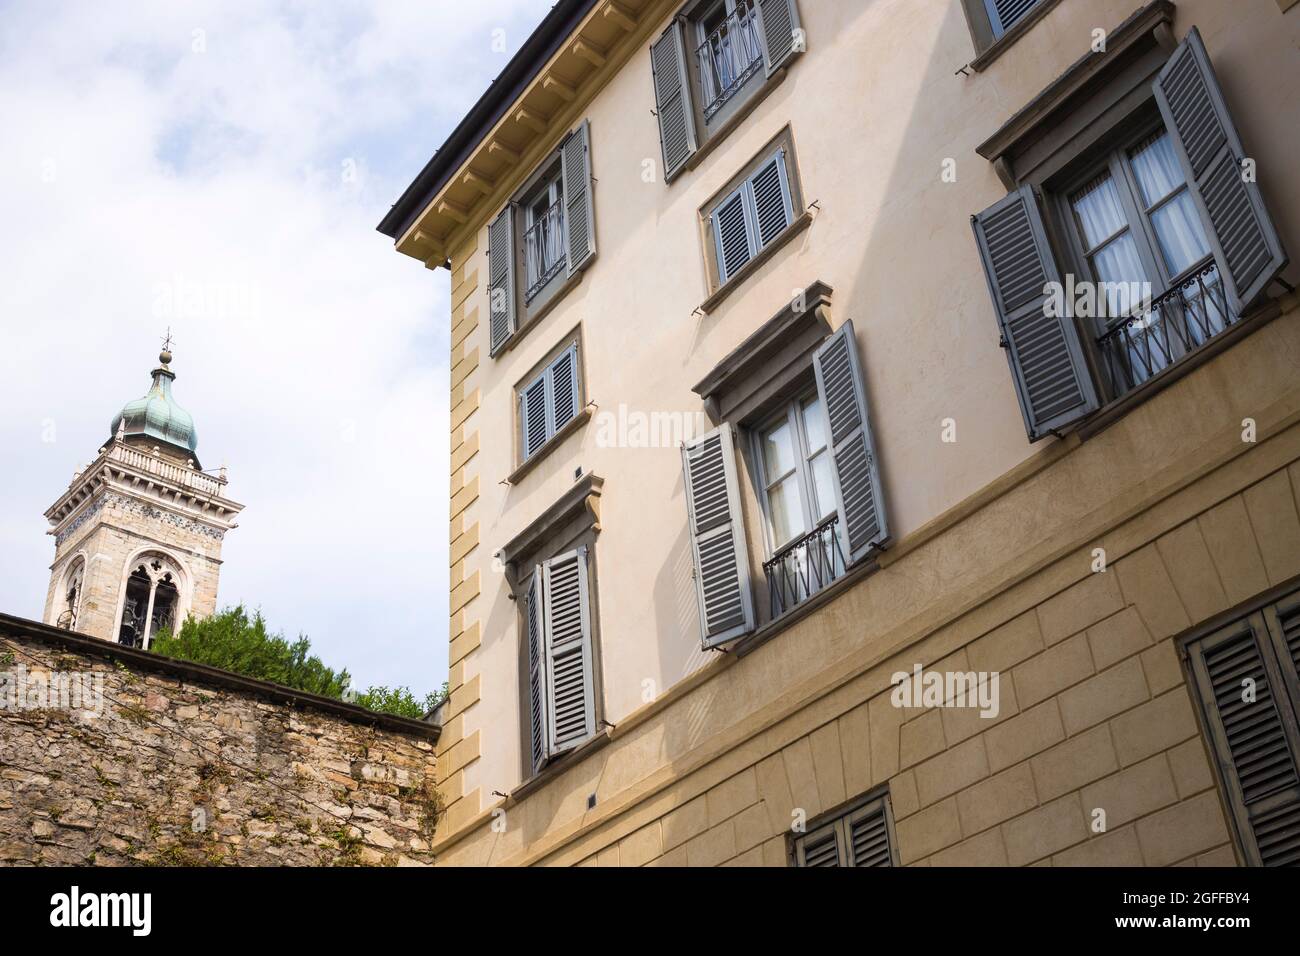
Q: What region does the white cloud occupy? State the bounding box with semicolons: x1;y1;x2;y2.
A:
0;0;552;692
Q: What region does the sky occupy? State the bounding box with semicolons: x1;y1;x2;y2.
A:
0;0;555;695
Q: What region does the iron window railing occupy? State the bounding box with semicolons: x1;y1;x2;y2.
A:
696;2;764;122
524;198;567;301
1095;259;1236;397
763;515;846;620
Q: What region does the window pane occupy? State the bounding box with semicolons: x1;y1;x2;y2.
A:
761;417;796;479
809;451;836;523
767;476;805;545
1128;131;1185;208
801;394;826;453
1150;189;1212;277
1070;172;1127;249
1090;232;1147;316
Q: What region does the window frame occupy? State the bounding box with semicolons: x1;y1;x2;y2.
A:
962;0;1063;71
789;789;900;867
686;0;766;133
513;332;585;474
751;389;834;556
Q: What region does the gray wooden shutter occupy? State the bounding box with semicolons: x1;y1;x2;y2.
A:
547;343;580;432
813;320;888;566
755;0;801;76
713;187;754;284
520;372;549;460
650;19;698;181
524;568;547;774
542;546;596;756
795;820;841;867
1188;614;1300;866
681;425;755;648
972;184;1099;441
1153;27;1288;316
846;800;895;867
750;149;793;248
984;0;1039;38
487;204;516;355
561;121;597;277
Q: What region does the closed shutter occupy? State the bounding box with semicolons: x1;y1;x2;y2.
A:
984;0;1040;38
520;342;581;462
813;320;888;566
795;821;841;867
681;425;756;648
548;343;580;434
1153;28;1288;316
713;187;753;283
487;204;517;355
524;569;547;774
650;19;698;182
972;184;1099;441
793;793;897;867
542;546;597;757
846;800;895;867
711;149;794;285
1188;612;1300;866
561;120;597;276
755;0;802;76
750;150;793;247
520;372;549;460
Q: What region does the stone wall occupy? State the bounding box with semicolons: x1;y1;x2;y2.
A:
0;617;441;867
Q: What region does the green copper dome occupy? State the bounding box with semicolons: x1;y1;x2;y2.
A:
110;349;200;463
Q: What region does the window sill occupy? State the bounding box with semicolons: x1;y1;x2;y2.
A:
509;728;613;803
698;210;813;316
672;66;790;183
491;268;585;359
968;0;1066;73
506;406;592;486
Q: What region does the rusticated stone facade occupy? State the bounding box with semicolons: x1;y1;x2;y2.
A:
0;615;441;867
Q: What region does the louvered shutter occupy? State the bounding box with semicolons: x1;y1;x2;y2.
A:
795;821;841;867
813;320;888;566
972;184;1099;441
547;343;580;434
561;121;597;277
1188;614;1300;866
1153;28;1288;316
650;19;698;182
681;425;755;648
750;150;793;248
487;204;517;354
524;568;547;774
520;372;550;460
984;0;1040;38
846;800;895;867
755;0;801;76
712;187;754;283
542;547;597;756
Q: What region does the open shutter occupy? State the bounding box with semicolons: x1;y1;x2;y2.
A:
846;799;895;867
681;425;755;648
542;547;597;757
1153;28;1288;316
487;204;517;354
561;121;597;276
713;187;755;284
520;372;550;460
755;0;802;76
650;19;698;181
1188;614;1300;866
972;184;1099;441
547;343;580;434
813;320;888;566
750;150;793;248
524;568;547;774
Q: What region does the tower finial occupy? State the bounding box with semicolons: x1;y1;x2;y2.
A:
160;327;174;366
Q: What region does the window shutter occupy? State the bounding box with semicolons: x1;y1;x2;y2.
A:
524;568;547;774
520;373;550;460
971;184;1099;441
541;546;597;756
755;0;802;76
712;188;754;284
547;343;581;434
795;821;841;867
681;425;756;648
813;320;888;566
487;204;517;354
846;801;895;867
1188;614;1300;866
984;0;1040;38
750;150;793;248
1153;27;1288;316
650;19;698;181
561;120;597;277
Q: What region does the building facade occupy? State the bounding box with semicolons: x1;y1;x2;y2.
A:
43;348;243;647
381;0;1300;866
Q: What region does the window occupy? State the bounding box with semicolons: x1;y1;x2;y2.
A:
962;0;1058;66
57;558;85;630
117;554;182;649
650;0;803;181
1182;586;1300;866
984;0;1045;39
488;121;596;355
971;27;1287;442
792;791;899;867
517;339;581;464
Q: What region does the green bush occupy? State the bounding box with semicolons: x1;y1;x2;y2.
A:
351;684;447;720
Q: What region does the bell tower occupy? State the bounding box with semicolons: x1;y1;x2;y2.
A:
42;341;244;647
